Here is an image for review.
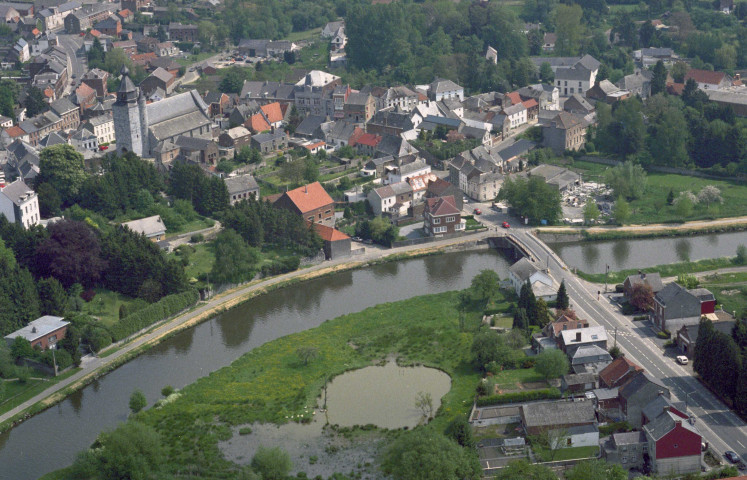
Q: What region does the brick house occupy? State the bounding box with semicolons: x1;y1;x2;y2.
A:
224;174;259;205
312;222;351;260
541;112;587;154
423;195;464;236
4;316;69;350
424;177;463;211
599;356;644;389
623;272;663;301
643;400;702;475
168;22;198;42
273;181;335;227
81;68;109;97
653;283;716;333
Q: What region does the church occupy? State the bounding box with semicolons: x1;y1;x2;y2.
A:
113;66;213;157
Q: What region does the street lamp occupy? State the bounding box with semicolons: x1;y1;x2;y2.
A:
604;264;610;293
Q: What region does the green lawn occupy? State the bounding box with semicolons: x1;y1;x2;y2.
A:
80;290;138;327
534;445;599;462
175;51;216;67
576;257;739;284
490;367;545;390
0;369;81;418
172;243;216;283
491;316;514;329
284;26;322;42
109;290;497;475
164;217;214;238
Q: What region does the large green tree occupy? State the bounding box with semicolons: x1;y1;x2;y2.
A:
650;60;667;96
564;459;627;480
37;145;88;205
535;349;569;380
25;86;47;116
210;229;261;285
33;220;106;289
497;176;562;225
250;446;292;480
470;269;500;306
381;428;481;480
554;4;583;56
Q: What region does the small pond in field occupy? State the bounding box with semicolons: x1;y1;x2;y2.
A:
324;362;452;429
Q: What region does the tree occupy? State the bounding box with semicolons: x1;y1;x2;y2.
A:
36;182;62;218
128;389;147;414
381;428;481;480
534;298;552;327
445;415;475;448
564;459;627;480
87;37;105;68
556;281;569;311
736;361;747;415
251;446;292;480
697;185;723;208
37;277;68;316
674;192;695;217
37;145;88;205
25;86;47;116
518;280;538;325
677;273;699;289
279;158;306;185
415;391;434;419
603;161;647;201
295;346;319;366
494;460;556;480
612;198;630;225
219;66;250;94
471;331;506;372
539;62;554;83
534;349;569;380
630;283;654;312
671;61;689;83
34;220;106;288
736;245;747;266
210;230;261;285
0;79;20;118
554;4;583;56
609;345;623;359
666;189;675;205
10;336;34;360
650;60;667;96
497;176;562;225
69;421;164;479
582;199;599;225
470;269;500;306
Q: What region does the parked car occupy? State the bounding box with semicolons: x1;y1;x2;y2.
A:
501;221;511;229
725;451;741;464
473;208;482;215
676;355;688;365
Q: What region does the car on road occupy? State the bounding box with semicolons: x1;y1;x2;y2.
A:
725;451;741;464
676;355;688;365
501;221;511;229
473;208;482;215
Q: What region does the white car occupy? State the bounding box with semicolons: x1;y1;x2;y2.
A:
676;355;689;365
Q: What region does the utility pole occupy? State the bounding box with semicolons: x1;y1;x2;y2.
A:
604;264;609;293
614;327;617;348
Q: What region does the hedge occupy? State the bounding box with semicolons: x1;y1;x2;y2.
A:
260;256;301;277
476;388;561;407
110;289;199;341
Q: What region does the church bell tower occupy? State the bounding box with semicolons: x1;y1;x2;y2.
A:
113;66;145;156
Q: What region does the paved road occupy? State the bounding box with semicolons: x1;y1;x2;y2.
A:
56;34;87;93
513;228;747;468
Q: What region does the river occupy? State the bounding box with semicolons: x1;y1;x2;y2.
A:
547;231;747;274
0;250;510;480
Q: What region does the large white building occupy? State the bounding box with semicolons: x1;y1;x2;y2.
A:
0;179;40;228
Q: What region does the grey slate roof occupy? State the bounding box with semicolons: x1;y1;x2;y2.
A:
50;97;78;116
174;135;213;150
224;174;259;195
397;159;428;176
562;372;597;385
571;345;612;365
642;395;686;423
496;139;535;160
509;257;541;282
619;372;668;401
430;78;463;94
295;115;327;136
122;215;167;237
643;409;699;441
612;430;647;446
3;316;68;344
0;179;35;205
522;400;596;429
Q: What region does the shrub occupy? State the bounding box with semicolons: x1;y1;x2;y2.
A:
656;330;671;339
622;303;636;315
161;385;175;397
663;340;676;348
81;289;96;302
190;233;204;243
475;381;489;396
475;388;561;407
110;289;199;341
260;256;301;277
633;315;648;321
599;421;631;436
40;348;73;370
238;427;253;435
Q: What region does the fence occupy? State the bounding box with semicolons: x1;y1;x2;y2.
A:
391;228;487;248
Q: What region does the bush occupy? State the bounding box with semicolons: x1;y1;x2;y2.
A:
633;315;648;321
656;330;671;339
239;427;253;435
599;421;631;436
190;233;204;243
110;289;199;341
161;385;175;397
119;299;149;319
81;289;97;302
40;348;73;370
663;340;676;348
260;256;301;277
475;388;561;407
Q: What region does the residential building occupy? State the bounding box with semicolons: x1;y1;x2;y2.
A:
618;372;670;428
367;184;396;216
528;164;582;192
559;326;608;358
4;315;69;350
122;215;167;241
634;47;678;68
424;177;463;211
570;345;613;374
502;103;527;129
81;68;109;97
64;3;115;33
94;15;121;37
653;283;716;332
599;356;644;389
553;55;601;96
175;136;219;166
203;91;230;118
82;115;114;145
385;158;430;185
251;130;287;153
518;83;560;111
684;69;732;91
224;174;259;205
49;97;80;131
561;372;596;393
423;195;464;236
520;400;596;436
586;80;630;104
508;257;556;301
139;67;175;96
540;112;588;154
676;315;735;358
617;70;654;99
70;127;98;151
427;78;464;101
623;272;663;302
344;91;375;123
168;22;198;42
312;222;351;260
601;431;648;470
322;20;344;38
0;179;40;228
274;182;335;227
218;126;251;150
643;405;702;475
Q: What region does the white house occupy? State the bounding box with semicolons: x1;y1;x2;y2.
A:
554;55;600;97
385;159;431;185
367;184;396;216
0;179;40;228
426;78;464;102
549;424;599;449
503;103;527;129
508;257;556;300
83;115;115;144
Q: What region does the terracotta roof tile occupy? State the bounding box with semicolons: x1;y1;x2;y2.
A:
684;69;727;86
283;181;334;214
5;125;26;137
356;133;381;147
348;126;365;146
507;91;522;105
247;113;270;132
599;356;643;388
260;102;283;123
522;98;538;109
312;222;349;242
425;195;459;216
666;82;684;96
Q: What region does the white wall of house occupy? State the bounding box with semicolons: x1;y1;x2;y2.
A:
551;430;599;449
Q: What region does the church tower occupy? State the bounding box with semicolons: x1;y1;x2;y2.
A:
113;66;144;156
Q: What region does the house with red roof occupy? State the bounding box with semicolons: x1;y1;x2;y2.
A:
599;356;644;389
423;195;463;236
273;181;336;227
355;132;382;156
312;222;351;260
684;69;732;91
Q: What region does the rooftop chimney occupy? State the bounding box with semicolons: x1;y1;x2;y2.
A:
305;185;308;194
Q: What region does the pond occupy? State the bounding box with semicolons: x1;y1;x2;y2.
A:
324;362;451;429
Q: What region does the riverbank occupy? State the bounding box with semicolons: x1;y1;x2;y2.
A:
536;217;747;243
0;234;493;434
574;257;743;284
46;290;493;478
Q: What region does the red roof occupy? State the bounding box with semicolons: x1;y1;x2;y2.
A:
666;82;684;96
260;102;284;124
550;317;588;336
118;8;131;16
89;29;101;37
599;357;643;388
247;113;270;133
312;222;349;242
283;182;334;214
131;52;156;65
522;98;538;109
348;126;365;146
43;87;55;98
425;195;459;216
507;91;522;105
684;69;727;86
356;133;382;147
5;125;26;137
304;141;325;150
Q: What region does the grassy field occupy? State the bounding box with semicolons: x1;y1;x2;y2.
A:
0;369;81;417
576;257;739;284
175;51;216;67
284;26;322;42
533;445;599;462
113;290;505;474
80;290;138;327
699;272;747;317
558;159;747;224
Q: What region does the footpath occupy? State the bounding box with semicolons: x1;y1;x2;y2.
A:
0;230;493;429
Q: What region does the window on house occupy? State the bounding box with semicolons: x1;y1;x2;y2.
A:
433;218;441;224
